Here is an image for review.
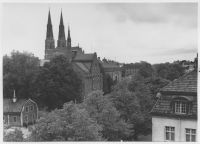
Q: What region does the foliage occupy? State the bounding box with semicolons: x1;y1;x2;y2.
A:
144;76;170;98
3;50;40;100
84;91;132;141
154;63;185;81
36;55;82;110
4;129;24;142
28;102;103;141
110;74;153;140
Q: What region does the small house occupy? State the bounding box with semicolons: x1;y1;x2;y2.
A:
3;91;38;127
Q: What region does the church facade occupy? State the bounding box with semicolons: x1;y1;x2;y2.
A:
44;9;103;100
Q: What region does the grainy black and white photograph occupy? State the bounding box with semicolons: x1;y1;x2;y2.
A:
2;0;198;142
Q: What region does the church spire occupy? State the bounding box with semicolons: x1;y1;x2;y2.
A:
46;8;54;39
45;8;55;60
57;10;66;47
67;24;71;48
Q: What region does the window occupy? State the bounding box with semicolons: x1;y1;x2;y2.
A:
30;105;34;112
186;129;196;142
165;126;175;141
32;113;35;121
175;102;186;114
13;116;17;123
25;106;29;113
24;115;28;122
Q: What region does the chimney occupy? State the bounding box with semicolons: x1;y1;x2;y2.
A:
72;50;77;59
13;90;17;102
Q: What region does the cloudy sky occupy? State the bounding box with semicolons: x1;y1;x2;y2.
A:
3;2;198;64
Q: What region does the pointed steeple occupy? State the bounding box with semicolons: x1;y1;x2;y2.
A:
45;8;55;60
46;8;54;39
60;11;64;26
67;24;71;48
48;8;52;25
57;9;66;47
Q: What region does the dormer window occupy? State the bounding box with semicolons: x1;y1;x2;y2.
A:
172;96;191;115
175;102;186;114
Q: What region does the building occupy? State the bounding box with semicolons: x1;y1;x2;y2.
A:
121;64;139;77
3;91;38;127
150;69;197;142
43;9;103;99
100;60;122;82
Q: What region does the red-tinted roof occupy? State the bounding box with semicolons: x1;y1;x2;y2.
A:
161;70;197;93
73;54;94;61
3;98;29;113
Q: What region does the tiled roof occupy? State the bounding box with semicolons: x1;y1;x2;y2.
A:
161;70;197;93
73;54;94;61
74;62;89;73
102;63;121;71
3;98;29;113
150;95;197;115
84;62;92;70
151;70;197;116
71;46;83;53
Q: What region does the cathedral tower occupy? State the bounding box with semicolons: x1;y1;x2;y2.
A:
67;25;71;48
45;9;55;60
57;11;66;47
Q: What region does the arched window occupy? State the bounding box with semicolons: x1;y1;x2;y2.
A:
171;96;192;114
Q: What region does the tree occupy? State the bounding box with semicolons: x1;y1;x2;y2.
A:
28;101;103;141
110;74;153;140
84;91;132;141
4;129;24;142
3;50;40;100
36;55;82;110
154;63;185;81
144;76;170;98
138;61;154;78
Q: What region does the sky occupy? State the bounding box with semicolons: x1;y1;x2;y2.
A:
2;2;198;64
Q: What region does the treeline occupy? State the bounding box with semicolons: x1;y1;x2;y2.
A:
3;51;82;111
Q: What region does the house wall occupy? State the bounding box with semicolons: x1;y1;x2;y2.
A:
4;114;21;126
152;116;197;142
22;100;38;125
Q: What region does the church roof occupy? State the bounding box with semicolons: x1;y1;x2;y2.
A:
74;62;90;73
161;70;197;93
3;98;29;113
73;54;94;61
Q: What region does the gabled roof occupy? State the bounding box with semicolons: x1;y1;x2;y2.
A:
102;63;121;71
73;54;94;61
74;62;89;73
3;98;29;113
84;62;92;70
161;70;197;93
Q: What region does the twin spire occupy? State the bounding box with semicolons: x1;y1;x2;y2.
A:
47;8;71;46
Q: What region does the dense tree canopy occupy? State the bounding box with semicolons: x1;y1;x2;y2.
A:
153;63;185;81
84;91;132;141
4;129;24;142
109;74;153;140
36;55;82;110
3;51;40;100
28;102;103;141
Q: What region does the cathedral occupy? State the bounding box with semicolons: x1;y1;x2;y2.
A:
44;9;103;100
